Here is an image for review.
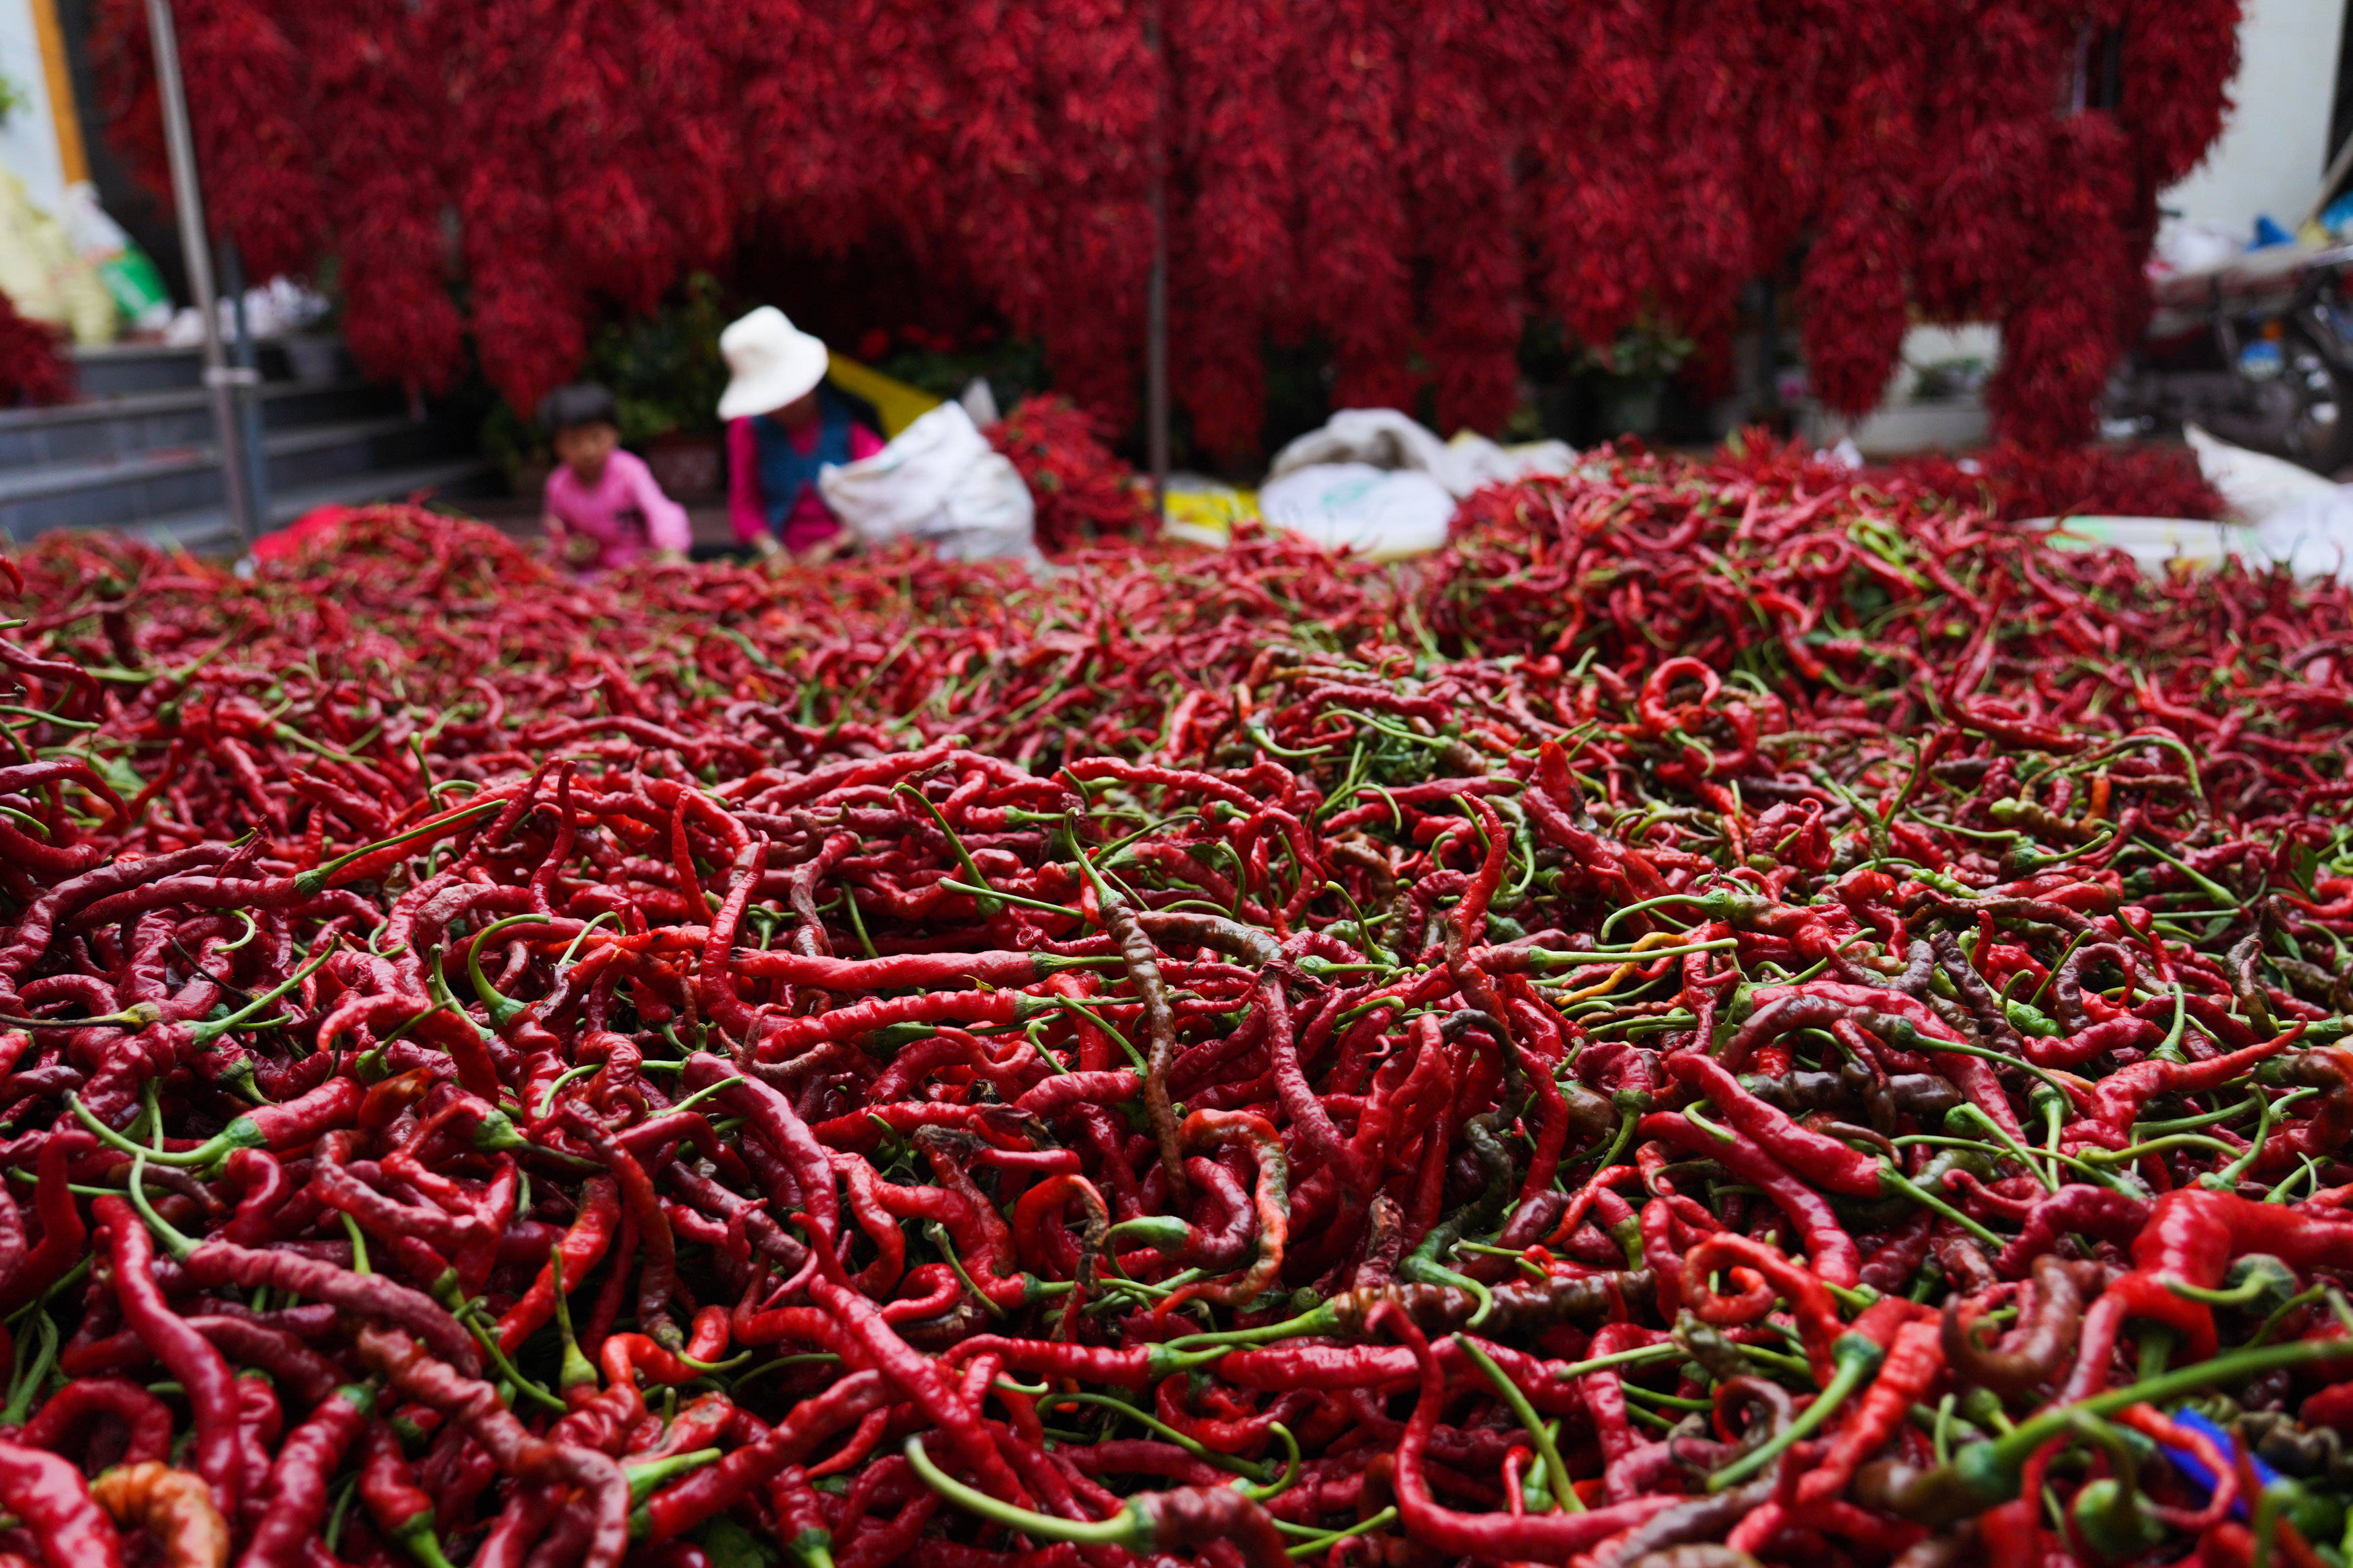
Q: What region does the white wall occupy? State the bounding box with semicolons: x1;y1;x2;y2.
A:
0;0;67;216
2166;0;2349;235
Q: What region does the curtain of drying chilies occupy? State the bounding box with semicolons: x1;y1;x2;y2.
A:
91;0;2238;454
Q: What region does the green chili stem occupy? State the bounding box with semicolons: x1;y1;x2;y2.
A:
1878;1165;2006;1248
457;1304;565;1413
465;914;555;1028
1940;1104;2062;1194
2083;1132;2244;1166
1596;893;1702;942
1278;1505;1399;1557
2132;837;2241;908
1456;1335;1583;1513
2218;1081;2289;1187
1988;1321;2353;1478
300;799;502;892
536;1063;599;1120
1025;1387;1270;1483
904;1436;1144;1548
0;1311;56;1426
939;880;1082;919
895;784;1005;919
1708;1347;1877;1491
1547;1342;1689;1382
924;1221;1008;1321
1049;995;1148;1073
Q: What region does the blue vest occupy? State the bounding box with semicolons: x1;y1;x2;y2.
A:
753;389;855;537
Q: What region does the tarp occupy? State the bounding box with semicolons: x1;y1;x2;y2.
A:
825;353;943;438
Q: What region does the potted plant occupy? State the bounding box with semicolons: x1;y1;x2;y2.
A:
1586;318;1694;438
596;275;732;498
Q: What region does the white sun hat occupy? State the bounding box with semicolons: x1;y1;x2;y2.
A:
717;306;831;421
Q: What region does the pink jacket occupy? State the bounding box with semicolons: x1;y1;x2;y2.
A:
728;416;885;552
543;450;691;571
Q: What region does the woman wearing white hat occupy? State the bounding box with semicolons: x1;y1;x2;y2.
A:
721;306;885;561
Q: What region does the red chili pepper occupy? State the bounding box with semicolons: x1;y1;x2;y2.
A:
1638;1112;1863;1287
0;1438;123;1567
171;1235;482;1379
2066;1029;2299;1151
1372;1303;1679;1557
240;1383;374;1568
18;1379;175;1469
92;1197;247;1519
635;1372;891;1542
356;1421;459;1568
0;1135;85;1315
1667;1050;1885;1198
354;1323;629;1568
2073;1188;2353;1386
1798;1317;1942;1505
12;437;2353;1568
559;1107;679;1348
685;1048;839;1225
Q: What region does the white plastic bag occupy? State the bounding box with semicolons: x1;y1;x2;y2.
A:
1268;407;1575;500
2183;423;2336;523
2176;423;2353;581
2248;491;2353;584
2028;427;2353;583
819;399;988;542
2151;219;2245;278
818;401;1039;563
1270;409;1463;489
162;278;331;347
59;183;170;329
1449;431;1577;491
930;451;1037;563
2037;515;2265;579
1257;462;1455;559
0;170;114;345
958;376;999;427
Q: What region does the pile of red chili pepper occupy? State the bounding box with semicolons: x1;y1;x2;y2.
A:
1873;443;2226;526
87;0;2239;455
987;399;1162;554
0;296;73;410
0;437;2349;1568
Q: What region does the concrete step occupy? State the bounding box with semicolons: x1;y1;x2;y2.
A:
268;416;462;495
0;380;401;470
30;333;487;549
130;457;503;552
67;334;351;398
0;415;468;540
68;342;202;397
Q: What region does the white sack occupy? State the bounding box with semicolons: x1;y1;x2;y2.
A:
1257;462;1455;559
819;401;1038;563
1269;407;1575;499
2248;493;2353;584
2184;423;2338;524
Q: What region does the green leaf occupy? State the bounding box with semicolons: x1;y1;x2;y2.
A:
87;749;147;802
701;1518;783;1568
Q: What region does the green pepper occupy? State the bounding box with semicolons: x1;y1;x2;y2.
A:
2166;1254;2302;1317
2071;1477;2165;1560
1868;1332;2353;1526
2003;997;2064;1039
2066;1413;2166;1562
1708;1328;1886;1491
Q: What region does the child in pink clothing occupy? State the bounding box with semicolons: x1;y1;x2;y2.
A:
539;384;692;573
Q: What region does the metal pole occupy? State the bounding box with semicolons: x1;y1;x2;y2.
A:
1144;0;1169;520
145;0;259;548
220;240;271;526
2302;126;2353;235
